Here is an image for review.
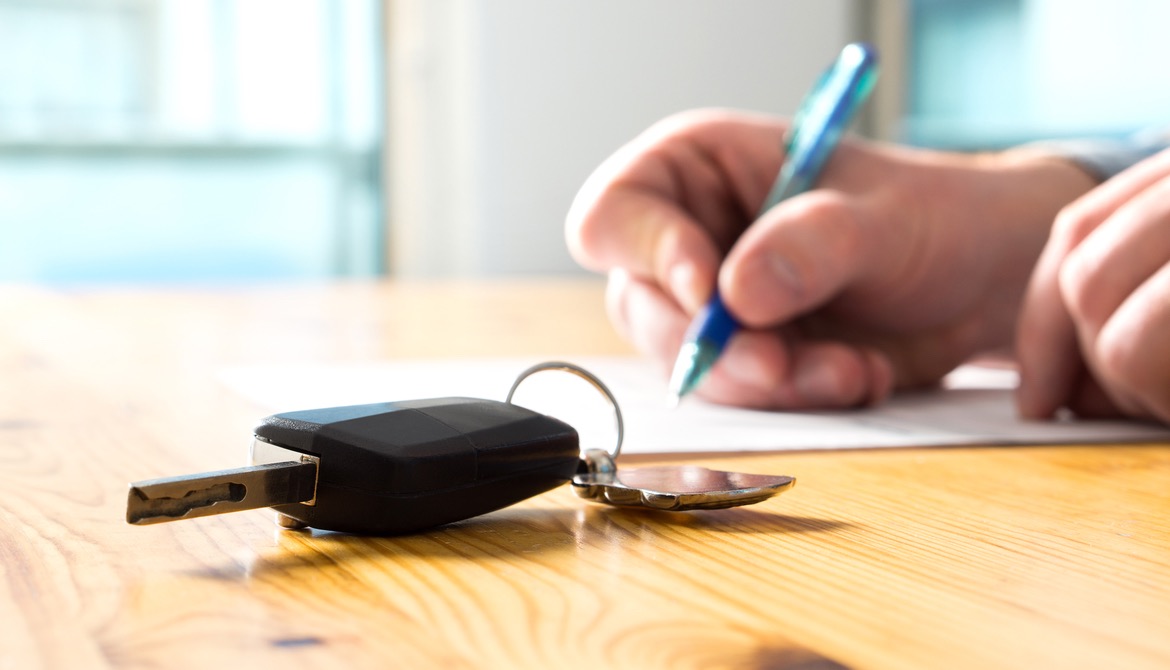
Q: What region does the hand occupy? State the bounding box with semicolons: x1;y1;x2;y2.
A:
1017;148;1170;424
566;109;1095;409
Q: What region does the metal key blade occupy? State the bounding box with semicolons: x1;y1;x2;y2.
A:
126;461;317;525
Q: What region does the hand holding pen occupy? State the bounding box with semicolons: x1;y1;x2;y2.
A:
566;45;1097;412
668;43;878;402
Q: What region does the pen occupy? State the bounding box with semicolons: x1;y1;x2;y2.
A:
667;42;879;403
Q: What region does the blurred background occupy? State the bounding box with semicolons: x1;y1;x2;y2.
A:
2;0;1168;284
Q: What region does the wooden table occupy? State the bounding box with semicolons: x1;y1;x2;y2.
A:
3;279;1169;670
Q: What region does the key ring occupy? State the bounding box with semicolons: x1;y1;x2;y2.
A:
505;361;624;460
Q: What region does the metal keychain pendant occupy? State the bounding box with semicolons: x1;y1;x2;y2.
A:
506;362;796;512
572;449;794;511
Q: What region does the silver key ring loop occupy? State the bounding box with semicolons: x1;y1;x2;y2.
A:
505;361;624;460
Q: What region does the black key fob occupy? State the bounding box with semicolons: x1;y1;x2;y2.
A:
254;397;580;534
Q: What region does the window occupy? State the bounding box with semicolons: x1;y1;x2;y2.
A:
904;0;1170;149
0;0;382;282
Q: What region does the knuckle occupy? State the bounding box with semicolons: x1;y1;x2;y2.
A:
1055;246;1102;323
790;192;862;267
1093;327;1147;400
1052;203;1093;243
563;214;595;265
564;183;613;270
1094;330;1135;382
568;208;612;267
1095;319;1170;418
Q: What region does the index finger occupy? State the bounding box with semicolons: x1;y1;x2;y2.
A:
565;109;789;313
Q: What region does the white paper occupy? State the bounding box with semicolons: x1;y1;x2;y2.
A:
219;357;1170;454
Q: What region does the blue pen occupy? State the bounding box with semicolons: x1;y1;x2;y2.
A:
668;42;879;402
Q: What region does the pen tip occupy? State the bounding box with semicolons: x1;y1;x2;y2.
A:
669;340;714;404
665;392;681;410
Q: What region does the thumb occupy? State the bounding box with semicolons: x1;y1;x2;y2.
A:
719;190;877;327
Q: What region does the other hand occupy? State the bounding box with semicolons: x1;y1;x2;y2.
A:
1018;148;1170;424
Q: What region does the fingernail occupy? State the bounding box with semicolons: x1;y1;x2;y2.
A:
763;253;803;298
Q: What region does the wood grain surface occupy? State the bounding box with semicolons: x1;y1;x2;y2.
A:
2;279;1169;670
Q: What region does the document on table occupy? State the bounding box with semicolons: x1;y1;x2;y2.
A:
219;357;1170;455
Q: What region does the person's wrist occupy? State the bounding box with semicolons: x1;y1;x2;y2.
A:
894;147;1096;355
976;149;1097;350
979;148;1098;269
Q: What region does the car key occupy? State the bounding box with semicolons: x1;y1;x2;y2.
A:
126;362;795;535
127;397;581;534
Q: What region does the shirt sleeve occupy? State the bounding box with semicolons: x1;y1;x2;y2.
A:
1024;128;1170;182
